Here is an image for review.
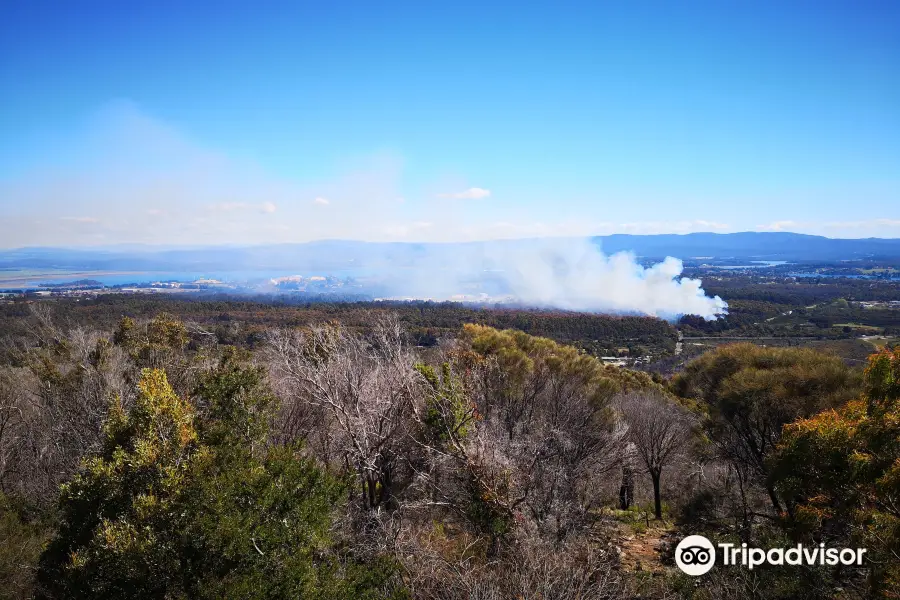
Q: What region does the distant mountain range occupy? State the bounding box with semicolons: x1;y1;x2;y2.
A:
2;232;899;272
595;232;900;261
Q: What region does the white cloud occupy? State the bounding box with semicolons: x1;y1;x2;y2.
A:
437;187;491;200
260;201;277;213
756;220;802;232
313;197;330;206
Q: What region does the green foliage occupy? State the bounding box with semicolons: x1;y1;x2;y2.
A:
36;368;199;598
112;316;137;348
462;323;662;400
673;343;862;511
457;325;663;547
673;343;861;413
771;348;900;597
36;366;404;600
192;348;275;447
415;362;478;446
4;294;892;599
0;494;51;599
112;313;219;396
146;313;188;349
464;468;513;542
114;312;188;358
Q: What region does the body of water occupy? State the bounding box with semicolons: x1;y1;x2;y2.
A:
717;261;789;269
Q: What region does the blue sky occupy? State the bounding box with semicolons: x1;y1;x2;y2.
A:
1;0;898;247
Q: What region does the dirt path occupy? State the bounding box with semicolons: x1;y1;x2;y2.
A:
617;523;673;573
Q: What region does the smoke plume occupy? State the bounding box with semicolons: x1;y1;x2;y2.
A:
374;237;727;320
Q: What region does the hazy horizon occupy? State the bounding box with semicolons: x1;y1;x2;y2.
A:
3;229;900;253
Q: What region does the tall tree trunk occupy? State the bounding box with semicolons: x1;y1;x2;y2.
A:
651;470;662;520
735;466;752;543
619;465;634;510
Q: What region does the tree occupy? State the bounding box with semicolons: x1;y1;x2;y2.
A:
265;314;420;515
673;343;861;515
617;391;695;519
113;313;199;396
458;325;644;542
36;362;404;599
771;348;900;597
8;321;131;506
618;443;636;510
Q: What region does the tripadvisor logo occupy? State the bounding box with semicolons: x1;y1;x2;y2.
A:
675;535;716;575
675;535;867;576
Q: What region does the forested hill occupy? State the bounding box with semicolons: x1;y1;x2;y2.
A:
593;232;900;260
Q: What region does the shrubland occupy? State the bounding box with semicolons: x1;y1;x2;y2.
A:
0;302;895;599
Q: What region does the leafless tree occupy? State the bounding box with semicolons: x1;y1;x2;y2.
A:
0;318;135;505
264;313;422;516
0;370;27;494
617;391;695;520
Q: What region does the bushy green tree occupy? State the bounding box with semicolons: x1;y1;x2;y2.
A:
36;360;405;600
458;325;658;545
673;343;861;513
415;361;479;448
772;348;900;597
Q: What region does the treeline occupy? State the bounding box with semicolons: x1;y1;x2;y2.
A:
673;274;900;339
0;295;677;356
0;306;897;598
699;277;900;305
681;299;900;338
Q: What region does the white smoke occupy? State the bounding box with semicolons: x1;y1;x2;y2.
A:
375;237;727;320
481;238;727;320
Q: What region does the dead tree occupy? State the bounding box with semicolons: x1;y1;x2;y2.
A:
264;313;421;514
